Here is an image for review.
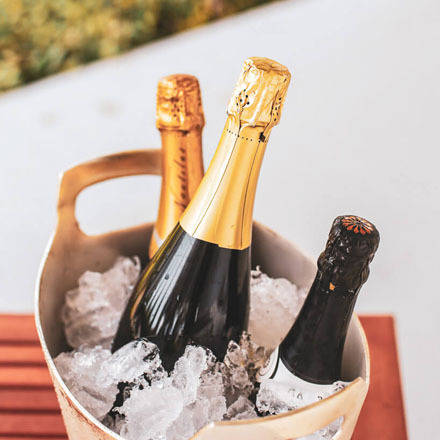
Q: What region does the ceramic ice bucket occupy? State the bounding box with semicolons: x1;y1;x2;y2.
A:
35;149;370;440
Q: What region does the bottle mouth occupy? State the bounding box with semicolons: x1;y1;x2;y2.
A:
246;57;290;73
340;216;376;236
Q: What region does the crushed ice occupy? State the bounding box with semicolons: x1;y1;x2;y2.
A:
61;256;141;349
249;268;308;350
55;258;344;439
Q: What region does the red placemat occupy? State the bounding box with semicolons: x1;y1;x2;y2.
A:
0;315;66;439
352;316;408;439
0;315;407;439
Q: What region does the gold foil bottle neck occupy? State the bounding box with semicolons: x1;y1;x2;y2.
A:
156;74;205;131
227;57;291;129
181;57;291;249
150;74;205;259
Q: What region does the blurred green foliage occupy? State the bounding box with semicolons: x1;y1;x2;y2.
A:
0;0;271;92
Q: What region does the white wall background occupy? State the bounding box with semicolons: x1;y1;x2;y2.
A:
1;0;439;437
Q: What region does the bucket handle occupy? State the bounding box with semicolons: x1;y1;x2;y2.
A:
56;149;162;238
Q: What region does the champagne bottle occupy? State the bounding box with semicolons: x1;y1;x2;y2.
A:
258;215;380;389
112;57;291;370
149;74;205;258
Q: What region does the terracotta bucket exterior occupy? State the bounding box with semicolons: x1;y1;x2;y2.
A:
35;150;370;440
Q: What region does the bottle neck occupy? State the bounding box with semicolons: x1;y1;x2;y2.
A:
183;129;204;198
154;128;203;243
280;273;360;384
180;116;270;250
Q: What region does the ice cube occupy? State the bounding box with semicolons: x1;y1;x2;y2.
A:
231;366;249;389
249;268;307;350
119;386;185;440
97;338;165;388
54;346;116;419
190;394;227;433
114;343;228;440
205;395;228;423
167;407;196;440
221;334;267;405
195;369;227;427
198;369;224;400
226;396;257;420
171;345;212;405
256;379;300;415
62;257;140;349
224;340;247;368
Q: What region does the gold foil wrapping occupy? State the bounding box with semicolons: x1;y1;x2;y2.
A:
150;74;205;258
156;74;205;131
227;57;291;131
180;57;291;249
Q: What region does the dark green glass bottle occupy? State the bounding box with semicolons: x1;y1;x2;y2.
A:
112;57;291;371
259;215;380;385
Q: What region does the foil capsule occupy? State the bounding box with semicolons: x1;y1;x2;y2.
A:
318;215;380;291
227;57;291;128
156;74;205;131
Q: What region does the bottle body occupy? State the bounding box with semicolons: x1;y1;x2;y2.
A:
113;58;291;370
115;224;250;371
113;118;267;368
280;276;359;384
258;277;359;385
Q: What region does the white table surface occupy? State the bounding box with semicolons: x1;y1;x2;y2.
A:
1;0;439;437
